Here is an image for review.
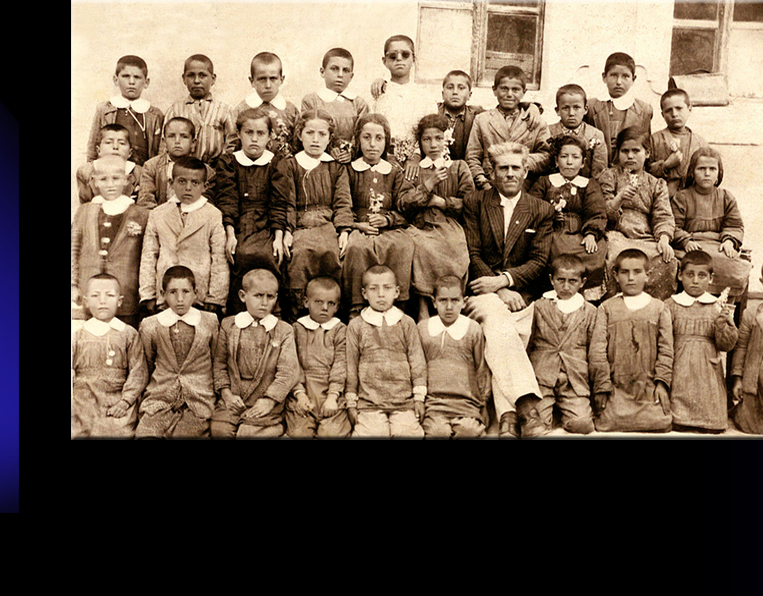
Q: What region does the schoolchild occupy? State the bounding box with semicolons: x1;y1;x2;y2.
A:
77;123;142;203
436;70;485;162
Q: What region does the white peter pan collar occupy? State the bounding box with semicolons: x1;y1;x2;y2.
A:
543;290;585;314
295;150;334;171
235;311;278;331
297;315;341;331
83;317;126;336
419;156;453;169
110;95;150;114
91;194;134;216
245;91;287;111
170;195;208;213
671;291;718;307
361;306;404;327
611;89;635;111
234;149;275;167
157;306;202;327
549;173;589;188
617;292;652;311
351;158;392;174
317;87;358;102
428;314;470;340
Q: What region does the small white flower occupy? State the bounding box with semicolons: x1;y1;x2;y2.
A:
126;221;143;236
554;198;567;213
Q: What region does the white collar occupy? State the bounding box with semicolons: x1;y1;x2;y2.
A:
618;292;652;311
610;89;635;111
542;290;585;314
419;156;452;169
170;195;208;213
549;173;589;188
235;311;278;331
157;306;202;327
297;315;341;331
499;190;522;207
317;86;358;102
245;90;287;111
91;194;134;216
110;94;150;114
428;314;470;340
234;149;274;166
295;150;334;171
83;317;126;336
360;306;404;327
671;291;718;307
351;158;392;174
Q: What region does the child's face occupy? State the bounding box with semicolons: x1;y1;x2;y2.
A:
170;165;206;204
250;62;284;104
239;278;279;320
434;286;464;326
618;139;648;173
678;263;713;298
113;65;149;100
615;257;648;296
550;267;586;301
442;75;471;111
92;159;128;201
420;127;445;160
383;41;414;80
493;77;525;112
86;278;122;322
661;95;691;131
239;117;272;160
305;286;340;325
361;271;400;312
162;277;196;316
97;130;131;160
359;122;386;165
300;118;331;158
183;60;216;100
556;93;587;129
164;121;196;160
693;156;720;192
556;144;584;180
603;65;634;99
321;57;354;94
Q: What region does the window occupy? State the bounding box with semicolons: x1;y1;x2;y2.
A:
669;0;728;76
416;0;545;89
733;1;763;23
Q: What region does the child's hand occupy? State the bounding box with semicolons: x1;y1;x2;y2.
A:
330;146;352;164
413;400;425;422
719;303;736;325
142;299;157;315
222;389;246;417
283;230;293;259
293;392;314;417
322;393;339;418
370;78;387;100
107;399;131;418
338;230;350;258
225;234;237;265
202;303;219;315
657;235;674;263
71;284;81;306
475;175;492;191
427;195;447;211
654;381;670;415
404;155;421;182
617;185;638;205
355;222;379;236
663;151;682;170
593;392;609;413
582;234;598;254
367;213;388;229
272;236;285;265
347;406;358;427
684;240;702;253
245;397;277;419
719;239;739;258
731;376;743;405
425;166;449;191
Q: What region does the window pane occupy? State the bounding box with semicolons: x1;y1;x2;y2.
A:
670;28;717;75
488;0;539;7
487;13;537;54
673;1;720;21
734;1;763;22
417;6;474;80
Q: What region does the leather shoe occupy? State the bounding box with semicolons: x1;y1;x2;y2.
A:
499;412;519;438
517;394;549;438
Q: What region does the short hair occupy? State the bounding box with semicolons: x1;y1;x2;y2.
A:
614;126;649;154
115;55;148;78
555;83;587;107
660;88;691;110
685;146;724;188
383;35;415;57
613;248;649;272
322;47;354;70
433;275;464;298
184;53;214;74
494;65;527;91
241;268;279;292
679;250;714;274
87;272;122;293
487;141;529;169
548;134;588;162
604;52;636;76
97;123;131;147
354;113;392;161
163;116;196;138
294;109;335;152
362;264;396;288
161;265;196;292
415;113;449;154
92;155;127;175
549;254;586;278
171;156;208;182
443;70;472;89
306;276;341;299
236;106;274;133
250;52;282;77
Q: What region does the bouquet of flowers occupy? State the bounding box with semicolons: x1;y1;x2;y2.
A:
715;286;731;314
274;117;292;158
368;188;384;214
393;137;418;165
443;127;455;161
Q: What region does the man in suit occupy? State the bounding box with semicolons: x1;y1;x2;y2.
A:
463;141;555;438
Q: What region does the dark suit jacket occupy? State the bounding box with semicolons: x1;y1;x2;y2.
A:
464;188;554;302
437;103;485;162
